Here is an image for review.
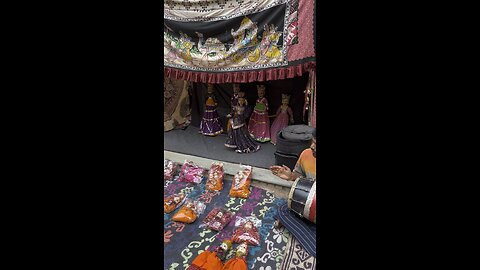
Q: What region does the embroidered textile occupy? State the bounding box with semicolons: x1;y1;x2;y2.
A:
164;0;315;83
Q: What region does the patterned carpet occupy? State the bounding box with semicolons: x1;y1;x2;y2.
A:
280;236;317;270
164;172;291;270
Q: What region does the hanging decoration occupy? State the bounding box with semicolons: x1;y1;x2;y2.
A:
164;0;315;83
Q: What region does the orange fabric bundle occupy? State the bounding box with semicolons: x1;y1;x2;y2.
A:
206;162;224;191
171;200;206;223
222;242;248;270
229;166;252;199
221;258;247;270
164;193;185;214
187;251;223;270
172;204;197;223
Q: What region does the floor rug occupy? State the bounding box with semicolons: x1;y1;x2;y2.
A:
164;172;291;269
280;235;316;270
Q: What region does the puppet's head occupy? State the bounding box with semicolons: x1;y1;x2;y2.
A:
238;97;246;106
281;94;291;105
173;195;181;204
220;240;233;251
185;201;194;209
236;242;249;257
257;85;266;97
244;221;254;230
233;84;241;94
177;193;185;202
207;84;214;94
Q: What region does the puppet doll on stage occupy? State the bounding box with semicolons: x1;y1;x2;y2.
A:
270;94;294;145
248;85;271;142
227;84;241;131
200;84;223;136
225;94;260;153
231;84;241;110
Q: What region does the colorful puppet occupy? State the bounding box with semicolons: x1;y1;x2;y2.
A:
270;94;294;145
248;85;271;142
187;240;233;270
221;242;248;270
225;95;260;153
164;193;185;213
200;84;223;136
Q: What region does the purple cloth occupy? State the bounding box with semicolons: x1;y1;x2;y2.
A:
200;102;223;136
225;105;260;153
225;124;260;153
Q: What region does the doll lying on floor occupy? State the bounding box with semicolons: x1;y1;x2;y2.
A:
231;216;261;246
164;192;185;214
200;207;234;231
177;160;205;184
222;242;249;270
206;162;224;191
229;166;252;199
171;199;206;223
164;159;178;181
186;240;233;270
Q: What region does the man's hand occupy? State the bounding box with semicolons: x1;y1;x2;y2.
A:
270;165;294;181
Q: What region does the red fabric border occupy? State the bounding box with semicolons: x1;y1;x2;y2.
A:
164;62;316;84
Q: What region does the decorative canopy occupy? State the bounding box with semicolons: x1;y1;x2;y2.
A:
164;0;315;83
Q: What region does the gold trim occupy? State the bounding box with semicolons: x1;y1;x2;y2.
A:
249;118;268;124
288;177;300;210
232;124;245;129
304;181;316;219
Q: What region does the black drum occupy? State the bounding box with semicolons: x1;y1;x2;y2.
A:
288;178;316;224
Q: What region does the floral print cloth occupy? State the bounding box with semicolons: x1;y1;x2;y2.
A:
164;172;292;269
280;235;317;270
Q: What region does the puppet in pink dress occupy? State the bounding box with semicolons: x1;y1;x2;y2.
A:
248;85;271;142
270;94;294;145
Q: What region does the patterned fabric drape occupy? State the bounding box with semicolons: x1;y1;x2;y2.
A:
164;78;192;131
164;0;315;83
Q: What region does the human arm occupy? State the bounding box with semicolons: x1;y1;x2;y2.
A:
269;165;300;181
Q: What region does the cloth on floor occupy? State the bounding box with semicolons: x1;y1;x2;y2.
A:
164;175;290;269
277;202;316;257
280;234;317;270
